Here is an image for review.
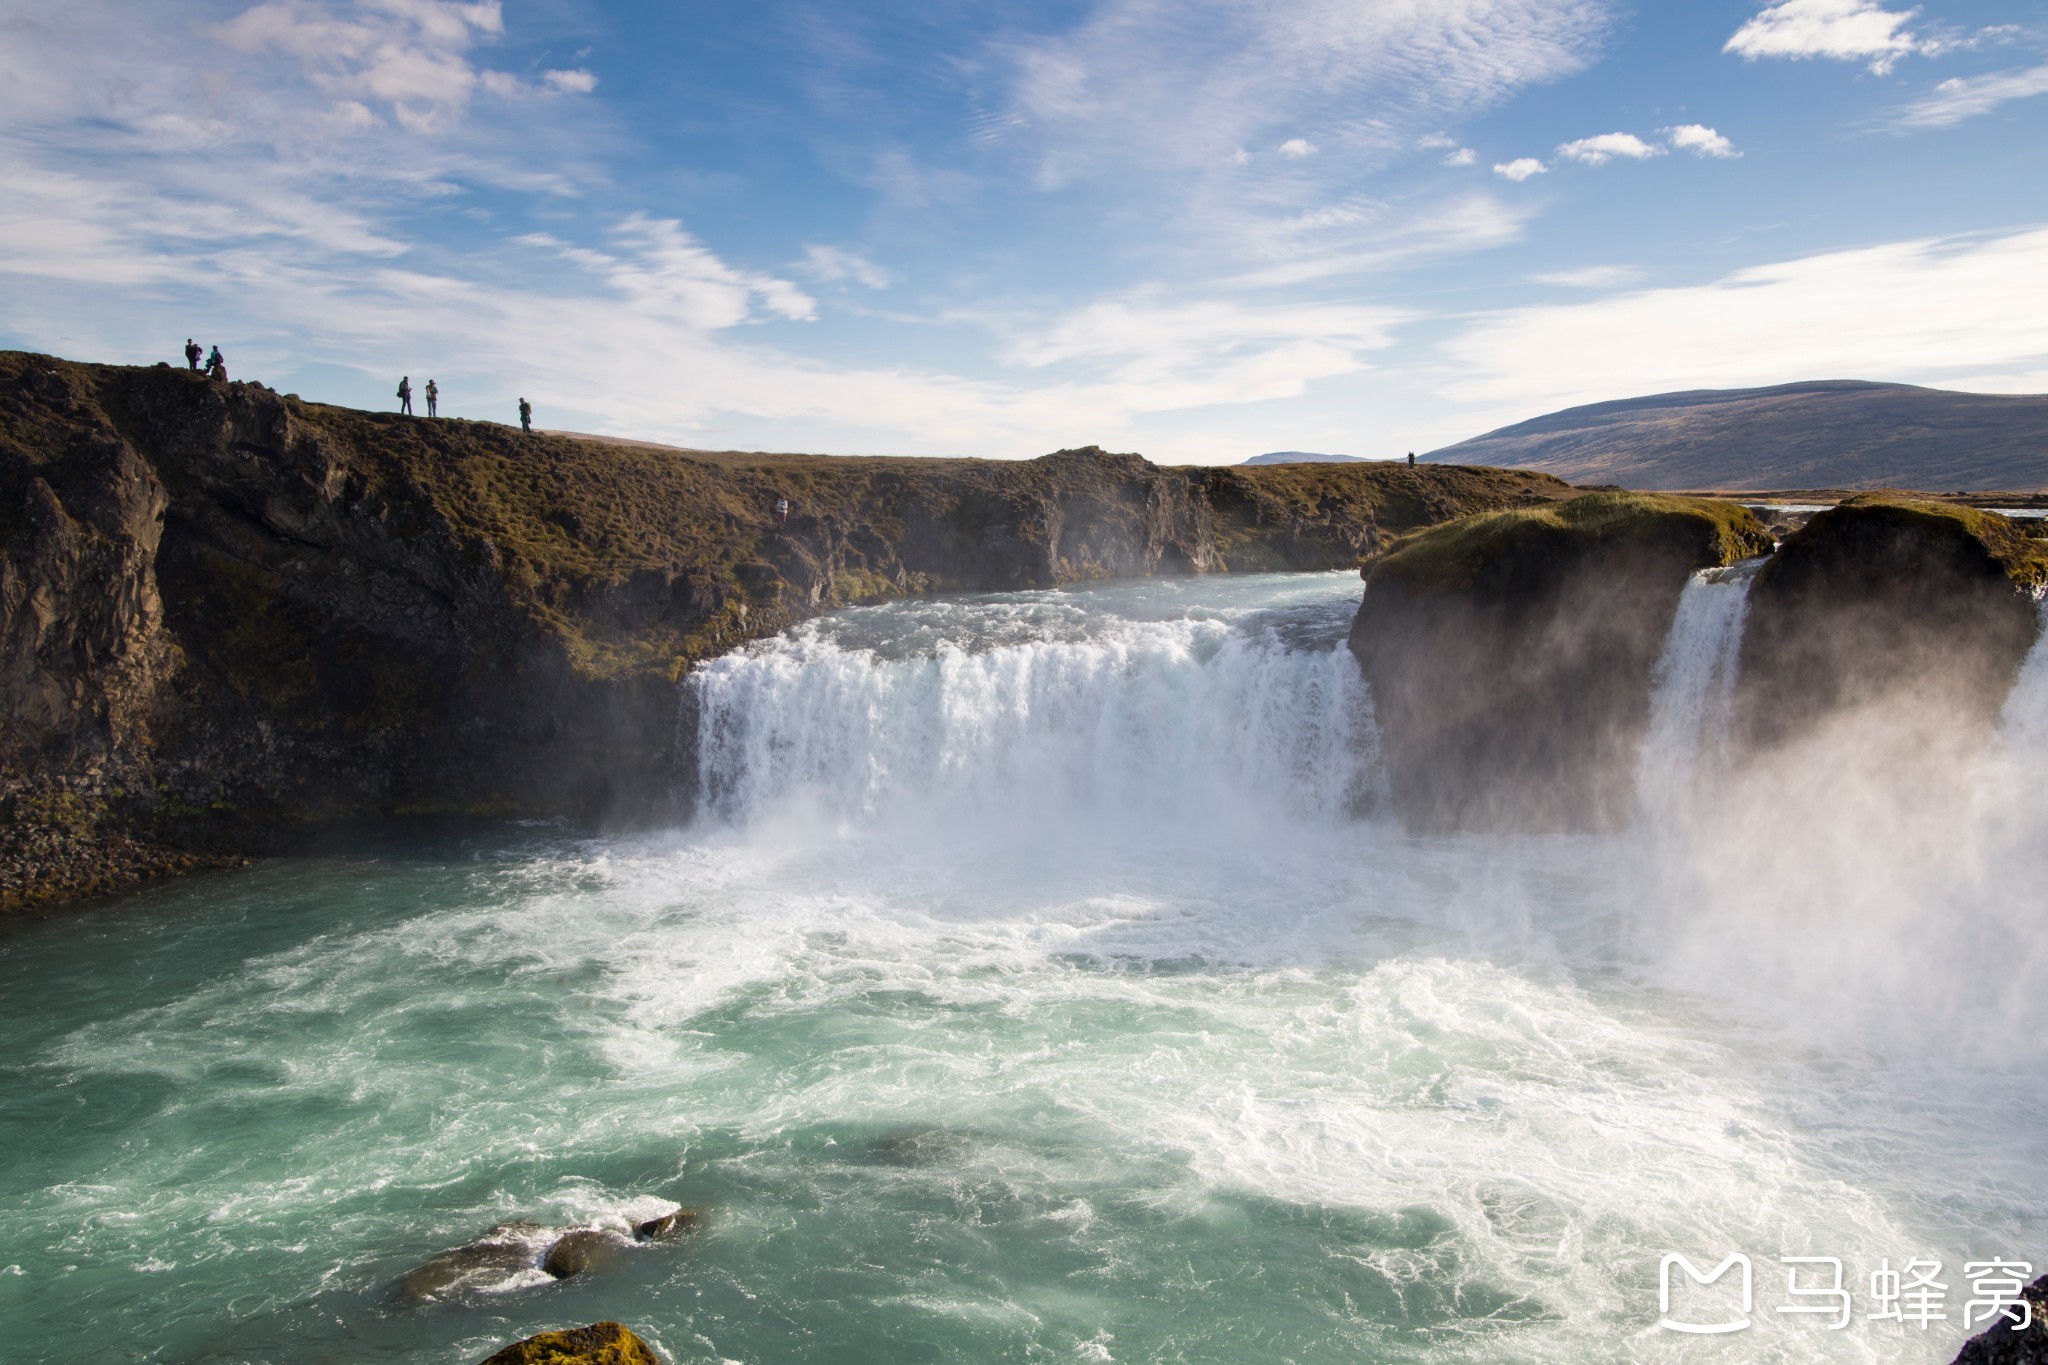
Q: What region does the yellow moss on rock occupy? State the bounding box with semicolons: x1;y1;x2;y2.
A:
477;1321;661;1365
1833;491;2048;590
1364;490;1773;593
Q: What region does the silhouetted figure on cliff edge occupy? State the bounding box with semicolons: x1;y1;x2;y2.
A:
205;346;227;381
397;376;413;415
518;397;532;433
424;379;438;418
184;338;202;371
1408;451;1415;466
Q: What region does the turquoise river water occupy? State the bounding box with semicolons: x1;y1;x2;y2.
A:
4;571;2046;1364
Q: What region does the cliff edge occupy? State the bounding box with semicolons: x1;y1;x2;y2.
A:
0;352;1569;909
1349;492;1773;831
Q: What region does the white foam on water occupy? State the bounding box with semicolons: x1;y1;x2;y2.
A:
6;572;2046;1365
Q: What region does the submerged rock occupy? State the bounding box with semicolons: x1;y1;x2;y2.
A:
477;1321;661;1365
397;1222;547;1304
1737;494;2046;750
868;1127;976;1166
633;1208;701;1241
542;1228;633;1280
1948;1272;2048;1364
1349;491;1771;832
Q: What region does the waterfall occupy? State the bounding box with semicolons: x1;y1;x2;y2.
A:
1994;596;2048;765
689;587;1382;832
1635;562;1761;824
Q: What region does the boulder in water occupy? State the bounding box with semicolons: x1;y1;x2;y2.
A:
542;1228;634;1279
633;1208;701;1241
397;1221;547;1304
477;1321;661;1365
1947;1272;2048;1364
1349;491;1771;831
868;1127;975;1166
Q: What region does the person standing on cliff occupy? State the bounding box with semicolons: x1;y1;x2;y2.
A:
184;338;202;371
398;376;413;415
776;496;790;527
1407;451;1416;466
205;345;226;380
424;379;438;418
518;397;532;433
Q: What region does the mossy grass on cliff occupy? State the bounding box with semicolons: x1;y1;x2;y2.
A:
1363;490;1773;594
1826;491;2048;591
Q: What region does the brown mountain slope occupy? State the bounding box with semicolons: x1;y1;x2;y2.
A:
1423;380;2048;491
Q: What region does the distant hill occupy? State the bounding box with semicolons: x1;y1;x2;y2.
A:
1243;450;1369;465
1424;381;2048;491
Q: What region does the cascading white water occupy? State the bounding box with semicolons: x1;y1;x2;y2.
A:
690;579;1382;832
11;569;2048;1365
1633;561;1761;825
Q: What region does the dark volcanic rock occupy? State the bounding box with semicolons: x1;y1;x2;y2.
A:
0;350;1570;910
633;1208;700;1241
1949;1274;2048;1364
1736;494;2046;750
542;1228;633;1279
397;1222;546;1303
478;1321;661;1365
1349;492;1772;832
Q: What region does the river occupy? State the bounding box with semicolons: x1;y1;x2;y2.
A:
3;571;2044;1363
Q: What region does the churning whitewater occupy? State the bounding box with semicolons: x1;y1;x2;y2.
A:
1;571;2044;1365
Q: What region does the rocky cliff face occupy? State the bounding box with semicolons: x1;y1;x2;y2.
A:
1736;493;2047;750
1348;493;1774;831
0;352;1570;910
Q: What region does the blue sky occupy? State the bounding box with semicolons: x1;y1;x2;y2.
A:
3;0;2045;462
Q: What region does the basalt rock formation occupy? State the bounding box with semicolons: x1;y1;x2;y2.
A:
0;351;1569;910
1948;1273;2048;1364
1736;493;2047;750
478;1322;662;1365
1349;492;1774;832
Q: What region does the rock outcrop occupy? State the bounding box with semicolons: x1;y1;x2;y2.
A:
1948;1273;2048;1364
0;352;1570;909
1736;493;2047;750
396;1222;550;1304
1349;492;1773;831
542;1228;633;1279
478;1322;661;1365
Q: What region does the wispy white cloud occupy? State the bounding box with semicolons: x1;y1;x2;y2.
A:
1531;264;1642;288
1556;131;1663;165
1442;225;2048;413
1443;147;1478;166
1494;157;1547;181
1276;137;1318;159
215;0;592;131
1667;124;1740;157
798;244;893;289
1008;0;1612;185
1724;0;1925;75
1890;63;2048;128
520;215;816;327
1228;192;1534;287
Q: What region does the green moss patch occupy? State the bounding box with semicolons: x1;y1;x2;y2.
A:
1365;490;1773;593
1832;491;2048;590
